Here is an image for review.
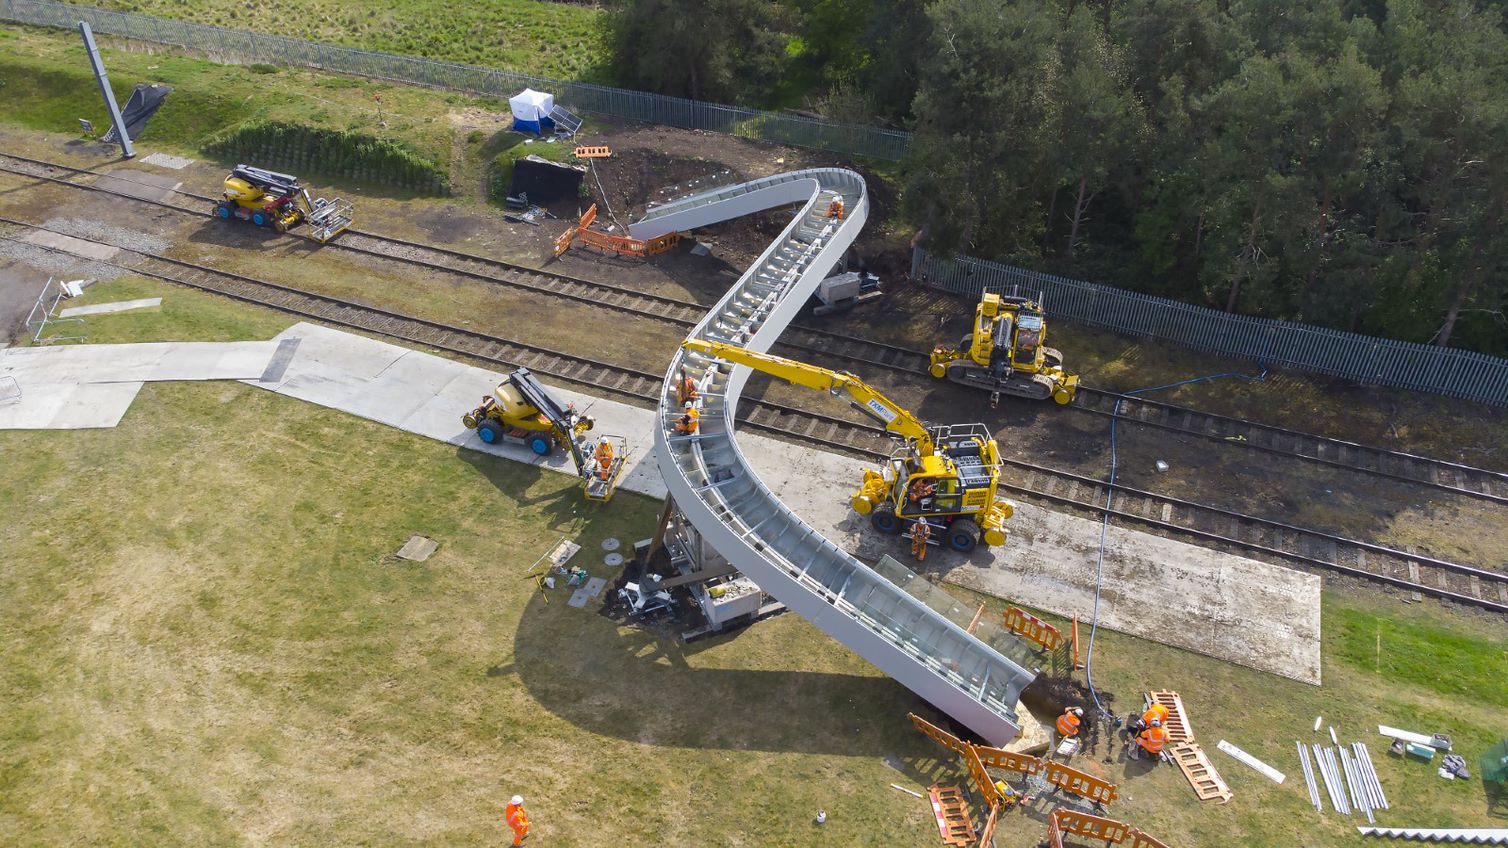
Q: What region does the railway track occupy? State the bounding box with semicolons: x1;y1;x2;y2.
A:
4;214;1505;614
11;149;1505;510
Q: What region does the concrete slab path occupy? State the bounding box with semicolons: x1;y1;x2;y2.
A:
253;322;1322;683
58;297;161;318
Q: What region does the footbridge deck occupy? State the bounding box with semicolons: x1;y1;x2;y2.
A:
642;169;1037;745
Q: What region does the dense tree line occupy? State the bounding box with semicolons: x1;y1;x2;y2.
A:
605;0;1507;354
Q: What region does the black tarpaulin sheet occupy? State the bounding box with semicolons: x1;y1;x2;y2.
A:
101;84;172;142
508;155;585;205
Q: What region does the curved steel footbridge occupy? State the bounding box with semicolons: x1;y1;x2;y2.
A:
634;170;1037;745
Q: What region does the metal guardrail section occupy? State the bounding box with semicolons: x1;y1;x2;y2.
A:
648;169;1035;745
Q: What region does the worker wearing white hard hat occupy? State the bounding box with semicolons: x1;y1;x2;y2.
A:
505;796;530;845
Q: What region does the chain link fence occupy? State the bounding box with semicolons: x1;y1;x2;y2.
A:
0;0;913;160
913;248;1508;407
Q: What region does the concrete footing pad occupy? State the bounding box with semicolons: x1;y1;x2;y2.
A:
250;322;1322;684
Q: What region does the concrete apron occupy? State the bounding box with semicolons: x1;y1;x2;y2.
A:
254;322;1322;685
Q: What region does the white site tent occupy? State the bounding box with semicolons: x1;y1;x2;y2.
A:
509;88;555;134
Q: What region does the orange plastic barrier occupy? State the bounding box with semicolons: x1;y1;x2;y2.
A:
1149;691;1194;746
908;713;969;757
1071;614;1083;669
977;804;999;847
554;203;680;258
1129;829;1173;848
964;744;1000;808
973;744;1043;775
1053;808;1131;843
1169;742;1232;803
1003;606;1064;650
927;785;975;847
1042;761;1119;805
1046;808;1066;848
573;145;611;158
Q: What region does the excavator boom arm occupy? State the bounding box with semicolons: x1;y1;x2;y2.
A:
683;339;934;452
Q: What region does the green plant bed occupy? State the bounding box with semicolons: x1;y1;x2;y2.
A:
206;121;449;195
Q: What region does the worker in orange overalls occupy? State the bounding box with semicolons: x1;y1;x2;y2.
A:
504;795;530;846
827;197;844;220
594;436;615;480
675;366;699;406
1142;701;1169;730
909;520;931;561
1056;706;1083;743
675;402;699;434
908;477;936;507
1132;718;1168;761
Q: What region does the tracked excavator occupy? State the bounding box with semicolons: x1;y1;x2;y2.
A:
213;164;353;243
683;339;1015;552
929;292;1079;405
462;367;628;502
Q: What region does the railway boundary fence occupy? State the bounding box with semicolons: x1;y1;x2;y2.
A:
0;0;912;161
913;248;1508;407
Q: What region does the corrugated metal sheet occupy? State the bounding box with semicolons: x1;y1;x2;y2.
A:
1358;827;1508;844
915;249;1508;407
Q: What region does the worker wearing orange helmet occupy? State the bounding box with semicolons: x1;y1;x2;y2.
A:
675;401;699;434
594;436;615;480
827;197;845;220
504;795;530;846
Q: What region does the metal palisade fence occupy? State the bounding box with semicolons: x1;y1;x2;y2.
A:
914;248;1508;407
0;0;912;160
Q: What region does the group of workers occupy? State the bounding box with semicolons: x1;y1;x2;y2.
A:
1052;699;1169;760
674;366;700;435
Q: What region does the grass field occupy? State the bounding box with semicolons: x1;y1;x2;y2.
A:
2;277;1506;846
0;24;492;195
67;0;607;81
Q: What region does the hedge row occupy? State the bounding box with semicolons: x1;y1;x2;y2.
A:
205;122;448;195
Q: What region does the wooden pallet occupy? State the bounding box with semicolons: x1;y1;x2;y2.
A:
1170;743;1233;803
573;145;612;158
927;784;976;846
1149;690;1194;746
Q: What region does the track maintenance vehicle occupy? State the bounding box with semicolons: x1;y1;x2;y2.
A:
929;292;1079;405
683;340;1015;552
213;164;353;243
462;367;628;502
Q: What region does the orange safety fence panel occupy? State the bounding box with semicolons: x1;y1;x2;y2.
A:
1072;614;1083;669
578;203;599;231
973;744;1043;775
1042;761;1120;806
1149;691;1194;746
1169;743;1232;803
1046;807;1066;848
1053;808;1131;844
909;713;969;758
927;785;976;847
976;803;998;848
1129;828;1174;848
643;231;680;255
573;145;612;158
552;226;577;258
1003;606;1064;650
964;744;1001;808
966;602;986;634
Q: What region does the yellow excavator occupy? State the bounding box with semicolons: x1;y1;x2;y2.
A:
929;293;1079;405
683;339;1014;552
462;367;627;502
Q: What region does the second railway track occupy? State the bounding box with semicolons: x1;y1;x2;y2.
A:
4;215;1506;615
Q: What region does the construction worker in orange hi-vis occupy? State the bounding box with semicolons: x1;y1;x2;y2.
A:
827;197;844;220
1142;701;1169;730
1056;706;1083;740
1133;718;1168;760
676;401;699;434
676;366;698;406
504;795;530;846
910;520;931;561
908;477;936;506
594;436;615;480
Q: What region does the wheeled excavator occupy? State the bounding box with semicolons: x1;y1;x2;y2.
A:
929;292;1079;405
683;339;1015;552
462;367;628;502
213;164;353;243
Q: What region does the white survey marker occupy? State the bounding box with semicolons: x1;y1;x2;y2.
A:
1217;740;1286;784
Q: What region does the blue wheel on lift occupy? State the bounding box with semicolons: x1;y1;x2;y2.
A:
477;420;502;444
871;510;901;534
528;435;553;456
215;204;233;220
251;210;269;227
